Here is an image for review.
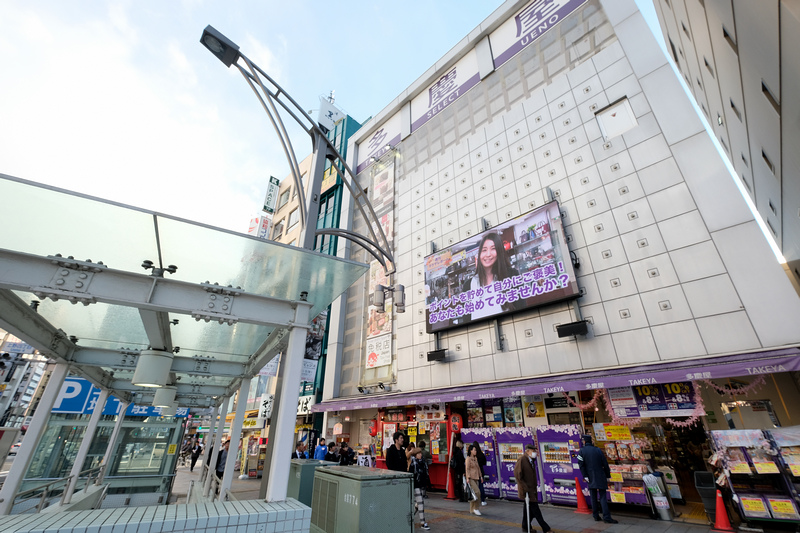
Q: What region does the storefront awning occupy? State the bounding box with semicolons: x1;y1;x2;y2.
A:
313;348;800;412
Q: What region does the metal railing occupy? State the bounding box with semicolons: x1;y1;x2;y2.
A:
6;466;105;514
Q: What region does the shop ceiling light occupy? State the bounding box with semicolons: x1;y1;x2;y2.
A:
161;401;179;417
131;349;174;388
153;385;177;407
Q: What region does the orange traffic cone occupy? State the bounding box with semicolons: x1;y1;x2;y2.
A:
712;490;734;532
445;471;457;500
574;477;592;514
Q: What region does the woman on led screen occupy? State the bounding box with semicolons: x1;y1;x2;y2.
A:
464;232;520;320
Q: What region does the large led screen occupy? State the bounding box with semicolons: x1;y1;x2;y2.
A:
424;201;579;333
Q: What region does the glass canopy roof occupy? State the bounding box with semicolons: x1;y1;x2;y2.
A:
0;173;368;387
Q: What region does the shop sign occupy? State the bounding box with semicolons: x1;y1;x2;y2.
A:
366;333;392;369
294;424;313;434
490;0;589;68
259;394;274;419
410;48;481;133
242;418;265;429
356;113;402;175
333;423;344;435
52;377;189;417
298;395;316;415
262;176;280;214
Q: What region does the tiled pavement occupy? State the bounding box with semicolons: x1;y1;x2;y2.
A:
173;460;713;533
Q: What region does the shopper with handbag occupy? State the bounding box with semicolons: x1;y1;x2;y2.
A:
466;444;483;516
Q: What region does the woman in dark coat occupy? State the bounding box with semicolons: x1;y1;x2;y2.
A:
452;440;467;502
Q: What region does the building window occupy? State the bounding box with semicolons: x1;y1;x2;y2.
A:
278;190;290;209
288;208;300;228
272;220;285;240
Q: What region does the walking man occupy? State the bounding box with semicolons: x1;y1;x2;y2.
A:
190;438;203;472
578;434;618;524
514;444;552;533
215;440;229;480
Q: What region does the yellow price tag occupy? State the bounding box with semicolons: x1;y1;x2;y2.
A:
729;462;751;474
741;497;766;513
609;472;623;482
790;464;800;477
167;444;177;455
610;492;626;503
769;500;796;515
604;425;633;441
753;461;779;474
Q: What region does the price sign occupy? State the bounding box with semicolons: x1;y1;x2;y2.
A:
740;496;770;518
610;492;626;503
729;462;752;474
167;444;177;455
631;384;666;413
604;425;633;441
768;498;800;519
609;472;623;482
661;382;694;409
753;461;779;474
627;381;698;418
789;464;800;477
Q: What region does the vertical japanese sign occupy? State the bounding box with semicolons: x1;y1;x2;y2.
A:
490;0;588;68
410;49;481;133
263;176;280;214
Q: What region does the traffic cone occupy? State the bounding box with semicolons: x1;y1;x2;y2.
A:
445;471;457;500
712;490;734;532
574;477;592;514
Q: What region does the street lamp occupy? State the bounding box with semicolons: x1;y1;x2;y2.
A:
198;25;396;276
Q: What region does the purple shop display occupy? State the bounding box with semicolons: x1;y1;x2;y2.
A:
495;426;540;502
461;427;500;498
536;425;586;505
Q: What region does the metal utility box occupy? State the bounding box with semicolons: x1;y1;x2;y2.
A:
310;466;413;533
288;459;338;506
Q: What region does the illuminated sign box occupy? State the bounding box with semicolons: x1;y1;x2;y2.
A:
424;200;579;333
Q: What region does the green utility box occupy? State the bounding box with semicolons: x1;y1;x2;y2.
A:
287;459;338;506
310;466;413;532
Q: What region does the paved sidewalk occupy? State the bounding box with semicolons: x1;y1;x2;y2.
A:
171;460;712;532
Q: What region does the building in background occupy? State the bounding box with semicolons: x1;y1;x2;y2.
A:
651;0;800;284
311;0;800;509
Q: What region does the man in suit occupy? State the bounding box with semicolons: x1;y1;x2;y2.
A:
514;444;552;533
578;434;618;524
291;442;307;459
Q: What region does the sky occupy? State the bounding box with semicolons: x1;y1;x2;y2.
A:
0;1;665;234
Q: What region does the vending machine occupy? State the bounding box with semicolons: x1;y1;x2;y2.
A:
536;425;586;505
495;427;540;502
461;427;500;498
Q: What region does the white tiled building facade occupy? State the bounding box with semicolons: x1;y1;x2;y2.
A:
320;0;800;408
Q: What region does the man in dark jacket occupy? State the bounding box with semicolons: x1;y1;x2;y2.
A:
578;434;618;524
338;442;355;466
514;444;551;533
291;442;307;459
385;432;407;471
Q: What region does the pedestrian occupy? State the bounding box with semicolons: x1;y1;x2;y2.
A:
339;442;355;465
409;448;431;530
465;444;483;516
291;442;307;459
452;440;467;502
514;444;552;533
578;434;618;524
313;438;328;460
325;442;339;463
385;432;407;472
215;440;229;480
190;438;203;472
473;440;488;506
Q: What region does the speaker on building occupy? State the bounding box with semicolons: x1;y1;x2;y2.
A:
556;320;589;338
427;349;446;362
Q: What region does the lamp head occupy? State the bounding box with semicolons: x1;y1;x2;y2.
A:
200;25;240;67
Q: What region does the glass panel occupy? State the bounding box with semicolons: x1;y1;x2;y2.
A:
0;175;160;273
170;319;274;360
111;425;175;476
156;216;368;318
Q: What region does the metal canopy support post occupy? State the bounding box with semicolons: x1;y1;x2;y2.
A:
260;302;311;501
64;388;110;504
203;399;230;498
299;128;331;251
97;400;129;484
220;377;250;500
0;362;69;515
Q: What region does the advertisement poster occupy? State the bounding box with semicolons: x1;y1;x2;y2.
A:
424;201;579;333
467;400;485;427
372;211;394;250
484;398;504;426
383;423;396;454
503;397;523;426
523;395;545;418
411;48;481;132
610;382;701;418
370;159;395;215
417;403;446;421
490;0;589;68
365;334;392;369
